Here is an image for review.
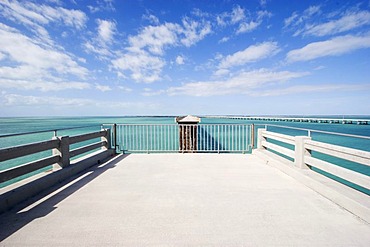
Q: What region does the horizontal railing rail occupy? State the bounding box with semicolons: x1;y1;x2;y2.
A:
0;125;101;139
114;124;253;153
257;129;370;194
0;129;111;185
264;124;370;140
304;140;370;166
303;140;370;190
70;141;108;158
69;129;108;144
0;156;61;184
0;139;60;162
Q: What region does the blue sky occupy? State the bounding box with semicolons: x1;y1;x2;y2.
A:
0;0;369;116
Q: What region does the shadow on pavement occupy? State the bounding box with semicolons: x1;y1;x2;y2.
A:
0;154;129;242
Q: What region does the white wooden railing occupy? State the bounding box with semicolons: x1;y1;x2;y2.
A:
257;129;370;192
303;140;370;190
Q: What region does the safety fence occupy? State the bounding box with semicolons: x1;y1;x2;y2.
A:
257;127;370;195
0;128;111;186
103;124;254;153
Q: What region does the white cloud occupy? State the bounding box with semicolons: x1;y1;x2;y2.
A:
142;13;160;24
84;41;111;57
191;8;211;18
257;10;273;20
97;19;116;44
219;36;230;43
141;88;165;96
216;6;271;35
0;23;88;77
284;12;299;28
111;51;165;83
175;55;185;65
112;23;176;83
213;68;230;77
118;86;133;92
0;23;90;93
231;5;245;24
250;84;370;97
126;19;211;55
0;0;87;44
237;10;272;34
218;42;279;69
180;18;212;47
284;5;321;33
237;21;260;34
167;69;308;96
128;23;180;55
216;6;242;27
314;65;326;70
87;5;100;13
286;5;321;27
113;18;211;83
286;34;370;62
87;0;115;13
285;6;370;38
2;94;93;107
95;83;112;92
0;23;89;92
304;5;321;17
1;93;154;111
84;19;117;59
216;14;227;27
303;10;370;36
38;4;87;29
0;77;90;91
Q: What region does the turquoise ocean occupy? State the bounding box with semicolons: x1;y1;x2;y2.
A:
0;116;369;193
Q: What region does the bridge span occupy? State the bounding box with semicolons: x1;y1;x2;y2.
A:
206;115;370;125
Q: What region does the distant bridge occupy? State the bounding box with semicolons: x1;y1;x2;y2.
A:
205;116;370;125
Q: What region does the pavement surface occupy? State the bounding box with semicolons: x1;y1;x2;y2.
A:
0;154;369;246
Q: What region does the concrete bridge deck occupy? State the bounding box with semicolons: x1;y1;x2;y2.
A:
0;154;369;246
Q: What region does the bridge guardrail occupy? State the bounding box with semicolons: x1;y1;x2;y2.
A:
257;129;370;194
104;124;253;153
0;129;111;185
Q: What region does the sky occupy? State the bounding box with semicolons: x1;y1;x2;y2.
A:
0;0;370;117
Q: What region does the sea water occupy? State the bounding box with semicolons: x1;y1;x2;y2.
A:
0;116;369;192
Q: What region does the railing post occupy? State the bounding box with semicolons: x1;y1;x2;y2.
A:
217;125;220;154
251;124;255;149
294;136;311;169
52;136;70;168
146;125;149;154
257;128;266;150
101;129;111;150
113;124;117;151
